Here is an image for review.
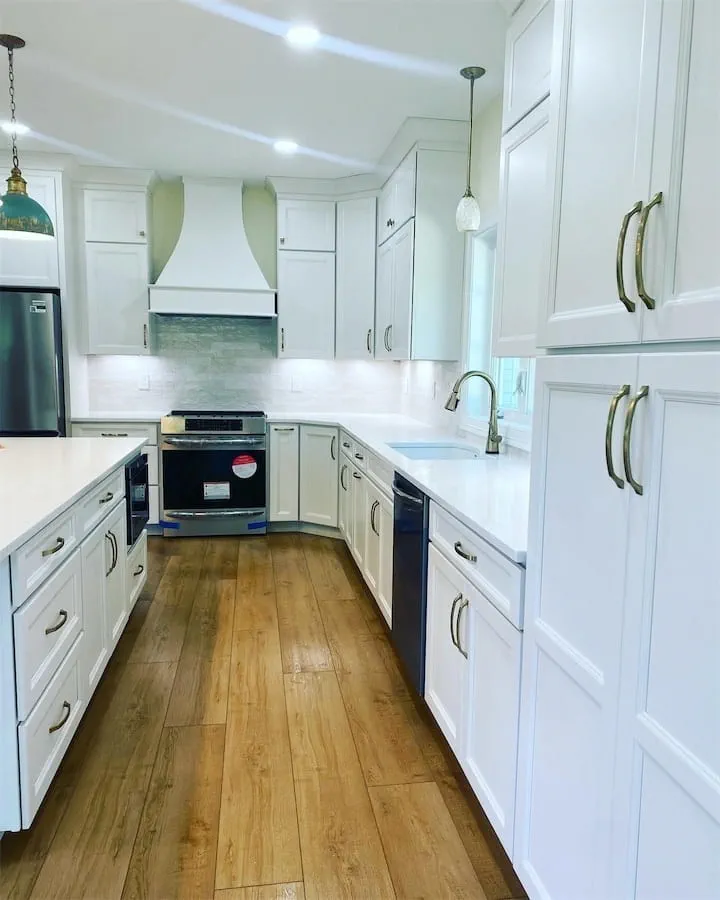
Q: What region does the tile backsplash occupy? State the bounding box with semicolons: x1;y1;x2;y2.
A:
86;315;459;420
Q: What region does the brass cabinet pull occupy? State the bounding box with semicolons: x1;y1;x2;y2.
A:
370;500;380;536
342;440;351;449
330;435;337;461
280;328;285;352
45;609;68;635
616;201;642;312
101;432;128;437
273;426;296;433
139;230;146;238
133;564;145;577
340;465;348;491
99;491;114;504
280;236;286;245
143;323;148;348
453;541;477;563
635;192;663;310
450;593;462;650
48;701;71;734
456;598;469;659
605;385;631;490
41;537;65;558
366;329;373;354
387;324;393;352
383;325;391;352
352;471;362;480
105;531;118;576
623;385;649;496
354;452;364;461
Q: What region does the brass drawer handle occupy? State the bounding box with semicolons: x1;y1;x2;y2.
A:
635;192;663;310
99;491;114;504
383;325;391;352
453;541;477;563
370;500;380;536
331;435;337;461
48;701;71;734
456;598;469;659
133;564;145;577
605;385;630;490
41;537;65;558
450;592;462;650
45;609;68;635
623;386;649;496
100;432;128;437
366;329;373;354
355;452;364;461
352;471;362;480
340;465;348;491
616;201;642;312
342;441;351;448
280;327;285;352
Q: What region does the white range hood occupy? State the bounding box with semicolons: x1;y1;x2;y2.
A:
149;177;276;317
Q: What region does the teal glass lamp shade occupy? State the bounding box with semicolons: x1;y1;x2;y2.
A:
0;167;54;239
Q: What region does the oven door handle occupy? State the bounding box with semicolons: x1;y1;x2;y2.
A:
164;508;266;520
162;436;266;450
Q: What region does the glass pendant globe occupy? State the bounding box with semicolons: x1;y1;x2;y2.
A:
456;193;481;232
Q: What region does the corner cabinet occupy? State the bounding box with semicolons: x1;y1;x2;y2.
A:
269;424;300;522
336;196;377;360
0;172;61;288
277;251;336;359
299;426;339;527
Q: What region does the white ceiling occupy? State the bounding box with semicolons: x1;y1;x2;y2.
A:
0;0;507;180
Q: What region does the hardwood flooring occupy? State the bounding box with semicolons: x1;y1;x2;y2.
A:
0;534;526;900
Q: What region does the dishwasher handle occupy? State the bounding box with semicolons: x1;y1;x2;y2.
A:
392;483;425;507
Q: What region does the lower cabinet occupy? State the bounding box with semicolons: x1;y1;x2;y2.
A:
127;531;148;610
80;522;112;699
269;424;300;522
362;480;393;627
339;458;352;542
104;502;128;651
350;466;367;569
299;426;339;527
363;482;382;597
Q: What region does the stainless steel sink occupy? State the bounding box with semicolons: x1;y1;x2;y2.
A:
387;441;483;461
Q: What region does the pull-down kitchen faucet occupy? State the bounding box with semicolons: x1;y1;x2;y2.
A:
444;370;503;455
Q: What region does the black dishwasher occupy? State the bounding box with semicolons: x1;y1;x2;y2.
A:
391;474;430;695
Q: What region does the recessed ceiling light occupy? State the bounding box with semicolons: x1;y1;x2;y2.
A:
285;25;321;49
1;120;29;136
274;139;298;156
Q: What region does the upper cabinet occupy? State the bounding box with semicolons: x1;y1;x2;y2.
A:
336;196;377;360
0;172;61;289
378;151;417;246
83;190;148;243
277;198;336;252
502;0;553;132
277;250;336;359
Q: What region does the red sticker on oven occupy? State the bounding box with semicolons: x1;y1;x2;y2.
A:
232;454;257;479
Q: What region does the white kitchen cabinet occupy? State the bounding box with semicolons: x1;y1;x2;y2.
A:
350;466;367;570
0;172;60;288
374;219;414;360
277;198;335;252
640;0;720;343
338;457;352;542
374;238;394;361
538;0;661;349
83;189;148;243
299;426;339;527
502;0;553;132
378;151;417;246
79;520;110;699
269;424;299;522
127;531;148;611
463;592;522;857
377;492;394;628
363;481;382;598
277;250;336;359
493;99;550;358
104;501;128;653
85;242;149;355
425;544;470;754
335;197;377;359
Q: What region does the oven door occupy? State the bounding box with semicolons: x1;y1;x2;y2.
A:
161;435;267;536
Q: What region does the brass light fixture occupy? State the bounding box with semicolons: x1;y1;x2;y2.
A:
456;65;486;233
0;34;54;240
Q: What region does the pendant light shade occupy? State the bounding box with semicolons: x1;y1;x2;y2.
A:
456;65;486;234
0;35;54;241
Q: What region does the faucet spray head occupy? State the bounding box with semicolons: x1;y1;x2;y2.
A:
444;389;460;412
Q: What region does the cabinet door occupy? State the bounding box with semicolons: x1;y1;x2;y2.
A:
390;220;414;360
350;468;367;569
374;238;394;360
299;426;339;527
80;523;109;699
538;0;661;349
493;99;550;358
377;492;393;628
105;502;128;652
269;425;299;522
336;197;377;359
277;251;336;359
0;173;59;288
393;152;417;234
84;190;148;243
378;179;395;246
338;460;351;542
425;544;470;754
464;592;522;857
515;353;639;900
502;0;553;132
641;0;720;343
611;352;720;899
277;199;336;251
363;482;381;599
86;243;149;355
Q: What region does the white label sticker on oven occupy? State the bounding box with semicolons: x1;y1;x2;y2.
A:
232;454;258;479
203;481;230;500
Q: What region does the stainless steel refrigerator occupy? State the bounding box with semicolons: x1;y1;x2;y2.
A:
0;288;66;436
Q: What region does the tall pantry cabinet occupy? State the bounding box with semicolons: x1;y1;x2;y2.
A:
515;2;720;899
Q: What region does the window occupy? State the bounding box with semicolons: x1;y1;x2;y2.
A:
463;227;534;438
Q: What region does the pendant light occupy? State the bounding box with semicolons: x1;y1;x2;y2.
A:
456;66;486;233
0;35;54;241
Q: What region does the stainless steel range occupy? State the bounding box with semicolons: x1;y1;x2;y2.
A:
160;409;267;537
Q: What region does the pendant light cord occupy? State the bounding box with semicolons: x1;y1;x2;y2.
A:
7;47;19;171
465;74;475;197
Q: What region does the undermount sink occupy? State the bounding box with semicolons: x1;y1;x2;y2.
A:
388;441;484;461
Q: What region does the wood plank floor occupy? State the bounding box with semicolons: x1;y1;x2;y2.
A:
0;534;526;900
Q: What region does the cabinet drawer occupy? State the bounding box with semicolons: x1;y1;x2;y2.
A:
19;634;85;827
127;530;148;610
350;441;368;471
430;503;525;628
366;452;393;497
14;550;83;721
11;508;78;609
76;468;125;538
71;421;158;445
340;431;354;458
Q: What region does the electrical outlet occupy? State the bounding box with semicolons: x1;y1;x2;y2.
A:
138;374;150;391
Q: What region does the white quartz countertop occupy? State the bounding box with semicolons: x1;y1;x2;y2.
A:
269;413;530;564
71;412;167;423
0;437;146;560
